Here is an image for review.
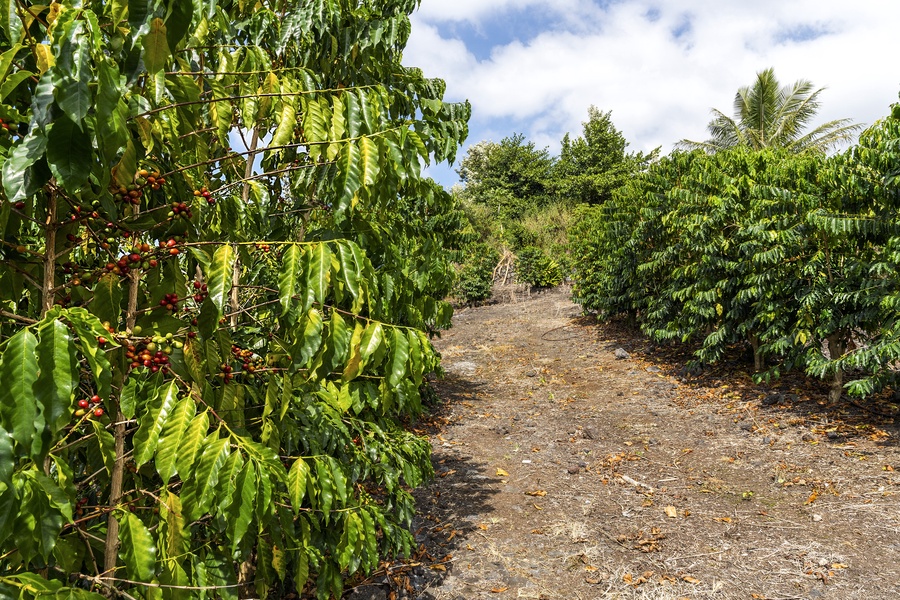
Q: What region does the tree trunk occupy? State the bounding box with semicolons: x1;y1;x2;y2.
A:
827;335;846;404
750;334;764;373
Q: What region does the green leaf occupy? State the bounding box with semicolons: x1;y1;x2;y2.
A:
90;273;123;327
1;129;48;204
386;327;410;388
207;244;235;319
67;307;115;399
358;136;380;186
335;141;361;217
47;115;92;192
182;436;229;521
0;70;33;102
0;328;38;448
279;244;303;319
154;396;196;481
358;322;385;371
90;420;116;477
119;511;158;581
34;319;78;435
271;87;297;148
306;243;332;310
286;457;310;512
142;18;170;73
226;460;256;552
133;381;180;468
175;410;209;484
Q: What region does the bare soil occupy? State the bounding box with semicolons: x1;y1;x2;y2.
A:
348;286;900;600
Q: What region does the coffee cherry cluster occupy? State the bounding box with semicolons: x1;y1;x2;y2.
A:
194;186;215;205
125;335;181;373
231;345;263;377
254;243;271;253
158;292;181;312
0;117;16;137
169;201;193;220
220;362;234;383
192;280;209;303
160;238;181;256
111;168;166;207
74;395;104;419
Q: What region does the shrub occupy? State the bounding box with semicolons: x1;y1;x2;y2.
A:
454;244;500;303
515;246;563;288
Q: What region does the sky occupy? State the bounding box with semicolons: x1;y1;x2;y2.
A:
402;0;900;188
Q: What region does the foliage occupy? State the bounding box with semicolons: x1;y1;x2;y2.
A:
551;106;658;205
679;68;861;154
456;134;554;219
453;243;499;304
570;94;900;402
0;0;469;598
515;246;562;288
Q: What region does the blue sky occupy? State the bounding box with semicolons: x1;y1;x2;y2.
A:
402;0;900;188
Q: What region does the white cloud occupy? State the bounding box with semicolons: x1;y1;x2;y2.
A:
405;1;900;184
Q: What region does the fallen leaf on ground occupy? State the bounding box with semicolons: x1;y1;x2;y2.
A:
831;563;849;569
525;490;547;497
490;586;508;593
430;564;446;572
664;506;677;518
682;575;701;584
496;468;509;477
714;517;733;523
806;489;819;504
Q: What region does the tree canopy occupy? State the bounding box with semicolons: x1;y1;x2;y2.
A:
679;67;862;153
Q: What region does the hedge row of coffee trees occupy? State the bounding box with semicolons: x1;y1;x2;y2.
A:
0;0;468;598
570;92;900;403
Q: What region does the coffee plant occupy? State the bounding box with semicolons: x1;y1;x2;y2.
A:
0;0;469;598
570;96;900;402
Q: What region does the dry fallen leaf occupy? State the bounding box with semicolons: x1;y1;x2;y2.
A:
622;573;633;584
714;517;733;523
831;563;849;569
682;575;701;584
525;490;547;497
806;489;819;504
664;506;677;518
490;586;508;593
430;564;446;572
496;468;509;477
477;523;489;531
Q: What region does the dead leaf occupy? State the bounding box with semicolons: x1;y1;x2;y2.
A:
714;517;733;523
525;490;547;497
477;523;489;531
806;489;819;504
664;506;677;518
430;564;446;572
682;575;701;584
831;563;849;569
490;586;508;593
532;503;543;510
496;468;509;477
622;573;633;584
439;469;456;478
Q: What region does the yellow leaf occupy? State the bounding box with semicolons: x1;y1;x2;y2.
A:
831;563;849;569
490;586;508;593
714;517;733;523
496;468;509;477
622;573;633;584
806;489;819;504
525;490;547;497
664;506;677;518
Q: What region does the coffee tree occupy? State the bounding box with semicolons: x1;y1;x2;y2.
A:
0;0;469;598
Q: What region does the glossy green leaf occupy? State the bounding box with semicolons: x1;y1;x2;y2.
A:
279;244;303;318
286;457;310;512
46;115;92;191
175;409;209;478
386;327;410;388
154;396;196;481
226;460;256;552
90;273;122;327
119;511;158;581
133;381;180;468
207;244;235;319
0;328;38;448
34;319;78;435
142;18;170;73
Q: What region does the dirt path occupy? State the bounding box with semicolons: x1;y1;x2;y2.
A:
348;287;900;600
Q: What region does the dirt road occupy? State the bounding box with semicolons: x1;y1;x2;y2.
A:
348;286;900;600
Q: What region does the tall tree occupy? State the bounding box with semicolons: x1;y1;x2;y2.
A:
679;68;861;153
456;134;554;218
552;106;656;205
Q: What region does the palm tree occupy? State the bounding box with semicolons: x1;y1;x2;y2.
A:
679;68;861;153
